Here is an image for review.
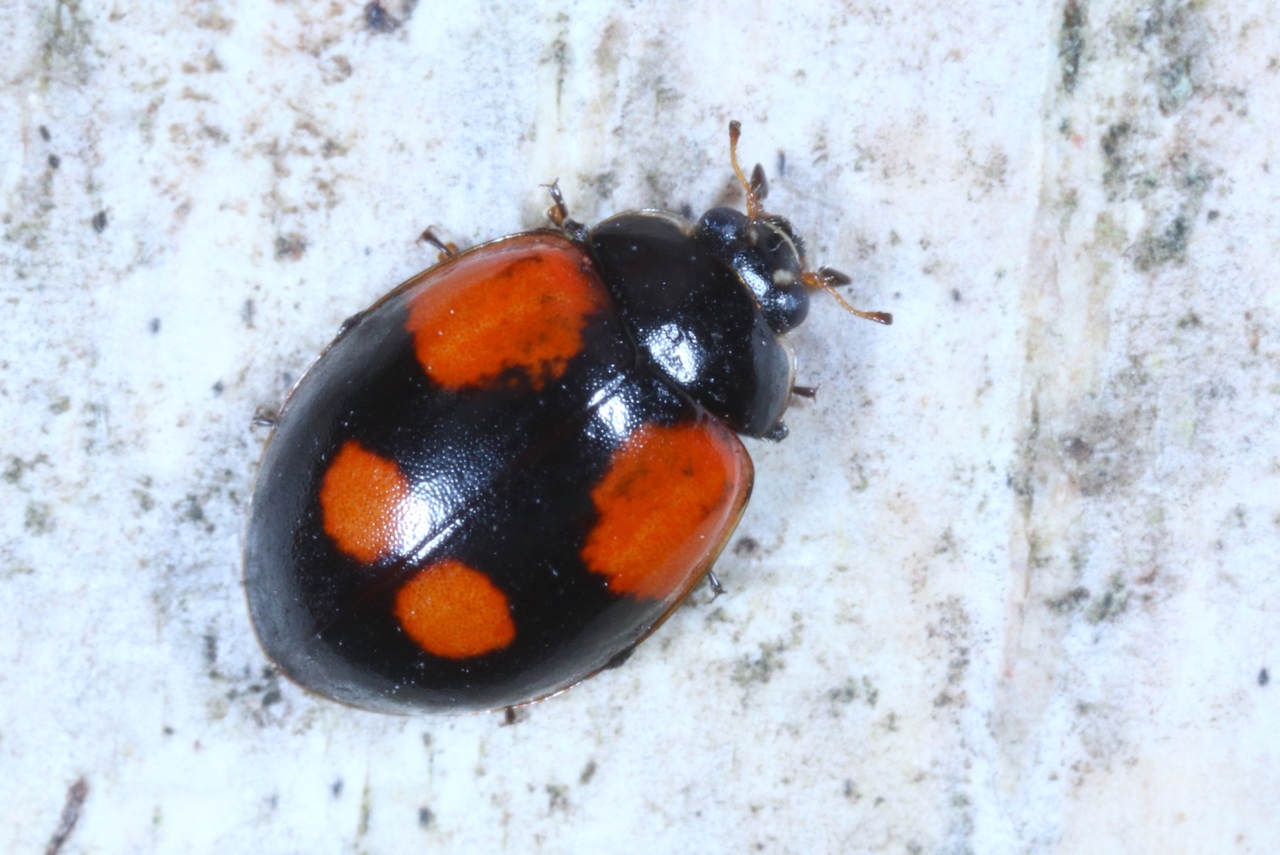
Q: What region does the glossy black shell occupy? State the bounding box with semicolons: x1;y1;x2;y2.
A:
244;208;810;713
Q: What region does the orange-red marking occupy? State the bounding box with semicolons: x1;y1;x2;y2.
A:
404;234;610;390
319;440;410;564
394;560;516;659
580;421;752;601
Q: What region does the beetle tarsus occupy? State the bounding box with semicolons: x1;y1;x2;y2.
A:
707;568;726;599
603;648;635;670
418;228;459;262
544;180;587;241
336;310;368;339
762;422;789;442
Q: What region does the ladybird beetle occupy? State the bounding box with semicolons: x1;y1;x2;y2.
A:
244;122;890;714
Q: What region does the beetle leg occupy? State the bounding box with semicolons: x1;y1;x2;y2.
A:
603;647;635;670
543;181;588;241
706;568;725;599
545;180;570;226
418;228;459;262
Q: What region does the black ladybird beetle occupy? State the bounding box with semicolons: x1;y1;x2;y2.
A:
244;122;890;714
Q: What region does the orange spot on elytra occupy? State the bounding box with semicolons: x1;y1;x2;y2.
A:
404;236;609;390
320;440;409;564
581;422;752;601
394;560;516;659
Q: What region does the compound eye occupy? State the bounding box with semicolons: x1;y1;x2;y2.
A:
763;215;806;264
747;221;802;273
